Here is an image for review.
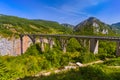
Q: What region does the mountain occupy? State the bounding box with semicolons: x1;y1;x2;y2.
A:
74;17;114;35
0;14;72;37
111;22;120;34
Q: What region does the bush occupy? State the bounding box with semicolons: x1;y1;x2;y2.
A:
97;53;116;60
103;57;120;66
79;52;97;63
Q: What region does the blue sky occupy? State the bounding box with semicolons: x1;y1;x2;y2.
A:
0;0;119;25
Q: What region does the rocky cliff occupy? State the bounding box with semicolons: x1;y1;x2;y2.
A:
0;36;32;56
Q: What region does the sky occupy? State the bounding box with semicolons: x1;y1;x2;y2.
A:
0;0;120;25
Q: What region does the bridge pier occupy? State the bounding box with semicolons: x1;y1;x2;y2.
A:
116;41;120;56
61;39;68;53
83;39;86;47
40;37;45;52
20;35;24;55
90;39;99;54
48;38;54;50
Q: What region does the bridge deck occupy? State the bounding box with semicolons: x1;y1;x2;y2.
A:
22;34;120;41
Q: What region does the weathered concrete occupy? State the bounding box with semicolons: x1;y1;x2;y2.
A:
22;36;33;53
20;35;33;54
116;41;120;56
40;37;45;52
90;39;99;54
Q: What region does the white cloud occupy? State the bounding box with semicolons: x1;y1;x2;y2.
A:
60;0;108;12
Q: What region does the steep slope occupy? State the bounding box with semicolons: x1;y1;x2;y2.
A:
0;14;72;37
74;17;114;35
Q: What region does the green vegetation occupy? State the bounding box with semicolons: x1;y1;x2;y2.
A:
0;39;119;80
19;64;120;80
18;58;120;80
0;42;98;80
0;35;118;80
0;15;120;80
103;57;120;66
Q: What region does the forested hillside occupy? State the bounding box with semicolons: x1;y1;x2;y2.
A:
0;14;72;37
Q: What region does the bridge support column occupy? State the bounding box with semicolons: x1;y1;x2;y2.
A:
20;35;24;55
90;39;99;54
116;41;120;56
83;39;86;47
40;37;45;52
61;39;68;53
48;38;53;50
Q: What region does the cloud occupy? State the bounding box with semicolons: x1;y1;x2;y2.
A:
45;0;108;18
60;0;108;12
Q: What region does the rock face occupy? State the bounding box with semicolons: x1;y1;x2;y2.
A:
0;36;32;56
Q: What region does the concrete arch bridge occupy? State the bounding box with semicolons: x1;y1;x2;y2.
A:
20;34;120;56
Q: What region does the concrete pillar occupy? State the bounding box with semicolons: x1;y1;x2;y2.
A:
48;38;53;50
116;41;120;56
61;39;68;53
90;39;99;54
63;43;67;53
20;35;23;55
83;39;86;47
40;37;45;52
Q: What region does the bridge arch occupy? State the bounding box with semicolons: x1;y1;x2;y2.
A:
19;34;35;54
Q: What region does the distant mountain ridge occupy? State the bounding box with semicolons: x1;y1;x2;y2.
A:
74;17;114;35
